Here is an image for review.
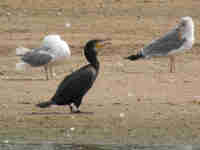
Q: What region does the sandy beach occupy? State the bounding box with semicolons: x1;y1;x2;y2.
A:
0;0;200;144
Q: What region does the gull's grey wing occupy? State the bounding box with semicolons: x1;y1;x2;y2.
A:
22;50;53;67
31;46;50;52
142;28;186;57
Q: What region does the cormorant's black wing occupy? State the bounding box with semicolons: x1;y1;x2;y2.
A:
52;65;97;104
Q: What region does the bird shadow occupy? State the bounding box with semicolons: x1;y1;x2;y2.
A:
24;111;94;115
73;111;94;115
1;77;47;81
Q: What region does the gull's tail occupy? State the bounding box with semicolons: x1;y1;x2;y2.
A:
16;47;31;71
36;101;53;108
124;53;144;61
16;47;31;56
15;61;29;71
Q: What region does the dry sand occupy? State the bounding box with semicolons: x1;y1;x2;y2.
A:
0;0;200;145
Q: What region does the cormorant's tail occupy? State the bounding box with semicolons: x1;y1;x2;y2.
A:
125;53;144;61
36;101;53;108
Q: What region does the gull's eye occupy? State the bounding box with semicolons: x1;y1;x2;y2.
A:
181;21;186;27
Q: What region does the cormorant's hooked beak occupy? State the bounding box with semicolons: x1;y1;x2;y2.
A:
96;38;112;49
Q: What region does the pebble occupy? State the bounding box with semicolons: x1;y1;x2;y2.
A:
65;23;71;28
120;113;125;118
3;140;9;144
70;127;75;131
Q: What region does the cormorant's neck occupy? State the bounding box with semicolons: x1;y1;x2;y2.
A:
87;55;100;70
84;47;100;70
93;59;100;70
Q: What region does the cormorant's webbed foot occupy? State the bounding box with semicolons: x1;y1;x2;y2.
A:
69;104;81;114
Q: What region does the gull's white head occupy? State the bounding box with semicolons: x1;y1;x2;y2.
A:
179;16;194;43
59;40;71;57
42;34;62;49
43;34;61;44
41;34;71;58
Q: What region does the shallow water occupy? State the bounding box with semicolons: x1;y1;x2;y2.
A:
0;143;197;150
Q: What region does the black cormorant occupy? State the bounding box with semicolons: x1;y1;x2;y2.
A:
36;39;110;113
